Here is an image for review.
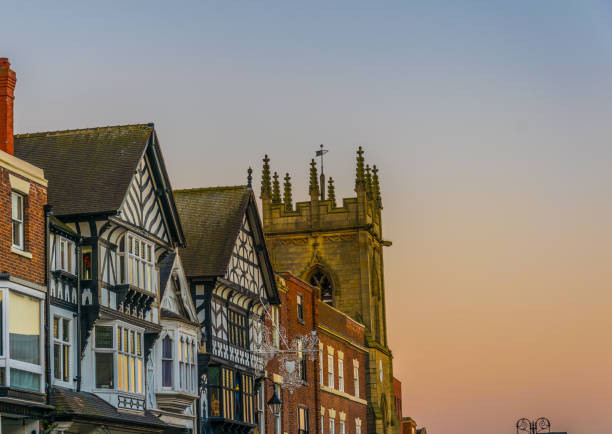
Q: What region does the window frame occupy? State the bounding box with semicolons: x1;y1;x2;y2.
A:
353;363;359;398
329;417;335;434
52;314;72;385
298;406;309;434
338;358;344;392
11;191;24;250
228;309;248;349
296;293;304;322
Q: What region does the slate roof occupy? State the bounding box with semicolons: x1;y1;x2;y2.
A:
50;387;167;429
14;124;152;216
174;186;251;277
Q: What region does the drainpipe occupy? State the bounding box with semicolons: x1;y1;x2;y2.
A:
75;239;82;391
44;205;52;405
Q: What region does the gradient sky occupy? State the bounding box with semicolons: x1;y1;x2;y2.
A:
3;2;612;433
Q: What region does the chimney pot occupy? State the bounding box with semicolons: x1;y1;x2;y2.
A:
0;57;17;155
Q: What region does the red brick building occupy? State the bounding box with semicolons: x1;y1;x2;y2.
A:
317;301;368;434
261;273;318;434
0;57;49;432
262;273;367;434
393;377;402;422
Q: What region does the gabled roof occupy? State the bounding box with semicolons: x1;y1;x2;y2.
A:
14;123;185;246
174;186;251;277
174;185;279;303
159;251;198;324
15;124;151;216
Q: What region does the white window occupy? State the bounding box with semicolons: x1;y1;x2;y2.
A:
178;336;197;393
94;323;144;394
356;419;362;434
339;420;345;434
11;192;24;249
327;354;334;388
338;359;344;392
329;418;335;434
353;364;359;398
57;238;75;274
53;316;71;382
118;234;155;293
319;347;324;385
321;415;324;434
0;290;44;392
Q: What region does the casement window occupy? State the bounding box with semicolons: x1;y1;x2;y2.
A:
329;417;335;434
298;338;307;382
338;358;344;392
208;367;255;423
298;407;309;434
162;335;172;387
0;290;43;392
11;192;24;250
94;323;144;394
228;310;248;349
353;364;359;398
339;420;345;434
53;316;71;382
327;354;334;388
118;234;155;293
297;293;304;322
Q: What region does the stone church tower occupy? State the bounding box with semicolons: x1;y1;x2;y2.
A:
260;148;399;434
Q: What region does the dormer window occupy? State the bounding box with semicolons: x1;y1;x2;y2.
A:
11;192;24;250
118;234;155;293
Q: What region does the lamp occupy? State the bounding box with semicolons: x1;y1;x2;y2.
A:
267;391;282;416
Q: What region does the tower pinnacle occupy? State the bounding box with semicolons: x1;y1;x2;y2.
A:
283;173;293;212
261;154;271;199
272;171;281;204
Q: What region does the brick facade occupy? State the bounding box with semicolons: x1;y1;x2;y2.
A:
393;378;402;422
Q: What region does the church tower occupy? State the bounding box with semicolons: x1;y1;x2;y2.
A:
261;148;399;434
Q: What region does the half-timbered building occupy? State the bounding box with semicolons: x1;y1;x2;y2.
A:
15;123;197;433
174;185;280;434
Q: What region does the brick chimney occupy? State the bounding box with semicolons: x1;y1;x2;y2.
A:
0;58;17;155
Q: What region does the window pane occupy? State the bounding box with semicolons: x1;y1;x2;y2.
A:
130;331;135;354
10;368;40;392
63;344;70;382
53;343;61;379
9;292;40;364
124;329;129;352
95;326;113;349
162;336;172;359
62;319;70;342
53;317;59;339
137;333;142;356
118;354;126;391
162;360;172;387
96;353;113;388
137;358;143;394
130;357;135;392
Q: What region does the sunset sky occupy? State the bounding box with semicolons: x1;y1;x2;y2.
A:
3;2;612;432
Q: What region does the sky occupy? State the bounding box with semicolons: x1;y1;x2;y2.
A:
3;1;612;432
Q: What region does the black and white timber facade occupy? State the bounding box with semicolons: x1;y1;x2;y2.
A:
174;186;280;434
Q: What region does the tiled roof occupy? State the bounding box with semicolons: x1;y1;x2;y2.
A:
174;186;251;277
14;124;152;216
49;387;167;429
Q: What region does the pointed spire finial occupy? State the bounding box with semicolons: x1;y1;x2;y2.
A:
309;158;319;198
355;146;365;191
261;154;271;199
283;173;293;212
372;164;382;207
328;177;336;208
365;164;373;197
272;171;281;204
247;167;253;189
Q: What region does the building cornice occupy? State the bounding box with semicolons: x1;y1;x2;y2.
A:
0;149;47;186
320;384;367;406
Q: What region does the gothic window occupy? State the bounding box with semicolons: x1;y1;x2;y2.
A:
309;269;333;305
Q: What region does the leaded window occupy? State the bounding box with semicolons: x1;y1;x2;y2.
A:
228;310;248;349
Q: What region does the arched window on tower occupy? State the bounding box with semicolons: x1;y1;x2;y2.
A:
309;268;334;306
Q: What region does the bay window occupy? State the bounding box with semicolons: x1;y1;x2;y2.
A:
94;323;144;394
0;289;43;392
56;238;75;274
208;367;255;423
118;234;155;293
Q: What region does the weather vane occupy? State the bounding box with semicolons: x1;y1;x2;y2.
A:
316;144;328;200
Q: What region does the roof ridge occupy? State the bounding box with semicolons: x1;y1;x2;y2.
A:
173;185;247;194
14;123;153;138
